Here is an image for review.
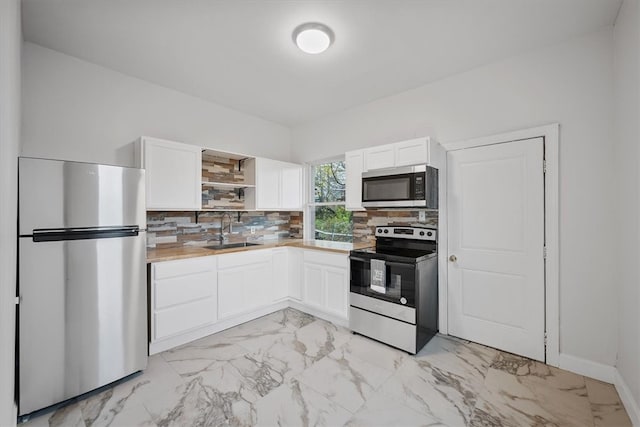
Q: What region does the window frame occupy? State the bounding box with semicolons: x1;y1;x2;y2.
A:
304;156;352;242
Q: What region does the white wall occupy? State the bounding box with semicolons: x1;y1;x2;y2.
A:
0;0;21;425
22;43;291;167
613;0;640;421
292;29;618;368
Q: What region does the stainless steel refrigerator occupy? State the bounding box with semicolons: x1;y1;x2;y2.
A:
17;157;148;417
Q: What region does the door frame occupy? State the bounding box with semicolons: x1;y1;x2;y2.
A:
440;123;559;367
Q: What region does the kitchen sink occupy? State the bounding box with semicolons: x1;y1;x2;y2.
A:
204;242;262;250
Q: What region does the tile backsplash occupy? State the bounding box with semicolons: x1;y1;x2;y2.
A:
147;211;303;249
352;209;438;244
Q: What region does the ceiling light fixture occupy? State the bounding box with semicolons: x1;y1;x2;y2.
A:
292;22;334;54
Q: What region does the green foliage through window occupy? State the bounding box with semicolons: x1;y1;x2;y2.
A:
312;160;353;242
314;161;346;203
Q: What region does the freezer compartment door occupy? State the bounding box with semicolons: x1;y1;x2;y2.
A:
18;233;147;416
19;157;145;235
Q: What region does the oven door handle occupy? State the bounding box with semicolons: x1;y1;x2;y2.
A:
350;256;373;263
384;261;413;267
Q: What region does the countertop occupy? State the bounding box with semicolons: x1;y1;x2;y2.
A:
146;239;372;263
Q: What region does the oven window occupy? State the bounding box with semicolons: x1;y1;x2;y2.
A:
363;176;411;201
350;257;416;306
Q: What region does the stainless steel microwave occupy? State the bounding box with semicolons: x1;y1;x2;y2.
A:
361;165;438;208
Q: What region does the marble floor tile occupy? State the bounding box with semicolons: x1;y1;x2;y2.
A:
378;355;480;426
292;318;353;363
261;307;316;331
217;310;309;352
78;355;183;426
340;334;408;372
19;309;635;427
297;345;394;413
161;335;249;378
23;404;85;427
253;378;352;427
143;364;259;426
585;377;633;427
472;361;593;427
416;334;498;388
345;388;443;427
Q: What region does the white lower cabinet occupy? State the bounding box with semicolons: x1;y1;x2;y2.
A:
150;256;217;344
301;250;349;321
149;246;350;354
272;248;289;301
288;248;303;300
217;249;273;319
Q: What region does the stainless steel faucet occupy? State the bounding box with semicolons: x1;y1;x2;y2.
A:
219;212;232;242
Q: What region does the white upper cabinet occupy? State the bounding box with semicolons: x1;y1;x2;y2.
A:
245;158;304;211
394;137;430;167
364;145;395;170
255;158;281;209
136;136;202;211
362;137;438;172
345;150;365;211
280;165;304;210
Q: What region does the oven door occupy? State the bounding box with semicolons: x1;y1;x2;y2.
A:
350;256;416;307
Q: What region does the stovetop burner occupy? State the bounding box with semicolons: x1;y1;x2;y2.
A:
350;226;437;263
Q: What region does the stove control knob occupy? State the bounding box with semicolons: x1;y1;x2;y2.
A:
427;231;433;237
400;297;407;305
384;229;389;233
377;228;382;233
419;231;425;236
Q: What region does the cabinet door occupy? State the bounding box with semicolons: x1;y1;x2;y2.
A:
324;266;349;319
288;249;303;300
244;261;273;309
345;150;364;211
272;249;289;301
218;267;246;319
395;138;429;167
256;158;281;210
141;137;202;210
364;144;395;171
303;263;325;310
280;165;304;210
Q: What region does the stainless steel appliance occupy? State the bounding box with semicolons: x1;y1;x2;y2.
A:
17;157;148;417
349;226;438;354
361;165;438;208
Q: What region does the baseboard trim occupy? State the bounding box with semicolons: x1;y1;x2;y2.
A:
615;370;640;427
557;353;616;383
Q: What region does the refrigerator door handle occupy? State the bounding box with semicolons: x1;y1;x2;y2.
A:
31;226;140;242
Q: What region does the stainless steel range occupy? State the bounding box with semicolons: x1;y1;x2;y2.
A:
349;226;438;354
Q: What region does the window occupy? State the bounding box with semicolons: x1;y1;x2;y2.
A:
307;159;353;242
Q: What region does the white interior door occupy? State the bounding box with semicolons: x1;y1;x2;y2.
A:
448;137;545;361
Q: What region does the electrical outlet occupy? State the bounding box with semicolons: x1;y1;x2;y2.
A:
250;226;256;234
418;211;426;222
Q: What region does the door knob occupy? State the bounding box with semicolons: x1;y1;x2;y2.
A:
449;255;457;262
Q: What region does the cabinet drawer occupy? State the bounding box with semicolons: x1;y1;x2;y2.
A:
153;256;216;280
218;249;271;269
154;271;215;309
154;297;216;340
303;250;348;268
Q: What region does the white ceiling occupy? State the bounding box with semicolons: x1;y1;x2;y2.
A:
22;0;621;126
